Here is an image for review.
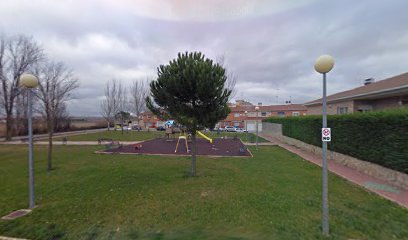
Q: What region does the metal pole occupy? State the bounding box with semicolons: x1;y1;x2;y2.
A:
27;89;35;209
245;118;248;142
322;73;329;235
255;111;259;150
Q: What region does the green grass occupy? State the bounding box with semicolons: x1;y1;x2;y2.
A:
0;145;407;239
54;130;268;143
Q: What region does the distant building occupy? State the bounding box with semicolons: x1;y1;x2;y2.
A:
218;104;307;132
139;111;164;128
139;101;306;131
304;72;408;115
234;99;254;106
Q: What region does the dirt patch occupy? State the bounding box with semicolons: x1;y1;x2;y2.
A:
98;138;251;157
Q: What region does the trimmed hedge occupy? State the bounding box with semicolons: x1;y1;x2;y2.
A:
266;108;408;174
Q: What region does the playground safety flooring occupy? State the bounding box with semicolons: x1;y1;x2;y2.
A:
98;137;252;157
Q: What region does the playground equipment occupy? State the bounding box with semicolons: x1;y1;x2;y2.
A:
174;128;213;153
175;130;189;153
197;131;213;143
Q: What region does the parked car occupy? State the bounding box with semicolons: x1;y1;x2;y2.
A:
235;127;248;133
216;127;225;132
132;125;142;130
156;126;165;131
225;126;237;132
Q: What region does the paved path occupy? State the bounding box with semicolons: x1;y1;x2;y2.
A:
0;141;142;146
259;133;408;209
0;128;107;142
0;140;274;146
0;237;29;240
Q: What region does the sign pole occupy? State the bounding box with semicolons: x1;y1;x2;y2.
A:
322;72;329;235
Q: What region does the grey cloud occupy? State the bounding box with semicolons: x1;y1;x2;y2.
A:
1;0;407;116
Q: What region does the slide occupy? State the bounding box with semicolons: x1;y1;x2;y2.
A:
197;131;213;144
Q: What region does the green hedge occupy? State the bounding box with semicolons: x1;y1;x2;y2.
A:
266;108;408;174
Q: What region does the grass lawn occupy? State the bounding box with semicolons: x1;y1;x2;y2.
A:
54;130;268;143
0;145;407;240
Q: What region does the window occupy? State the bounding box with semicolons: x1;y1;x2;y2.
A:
278;112;285;117
234;113;240;117
292;112;300;116
234;122;240;126
261;112;266;117
337;107;348;114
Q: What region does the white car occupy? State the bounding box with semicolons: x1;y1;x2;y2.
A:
235;127;248;133
225;126;237;132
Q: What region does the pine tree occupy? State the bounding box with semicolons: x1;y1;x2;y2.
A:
146;52;232;176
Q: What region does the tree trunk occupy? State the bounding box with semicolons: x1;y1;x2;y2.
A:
107;121;110;131
47;119;54;172
191;133;197;176
5;113;13;141
121;119;124;135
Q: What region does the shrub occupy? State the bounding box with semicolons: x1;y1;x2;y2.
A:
266;108;408;173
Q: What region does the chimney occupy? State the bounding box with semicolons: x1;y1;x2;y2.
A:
364;78;375;86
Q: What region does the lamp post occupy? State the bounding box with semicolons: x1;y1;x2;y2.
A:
255;106;259;150
20;73;39;209
314;55;334;236
244;110;248;142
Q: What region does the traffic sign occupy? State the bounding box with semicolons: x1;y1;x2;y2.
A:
322;128;331;142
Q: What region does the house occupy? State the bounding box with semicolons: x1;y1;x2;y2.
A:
139;111;165;128
304;72;408;115
139;101;307;131
218;103;307;132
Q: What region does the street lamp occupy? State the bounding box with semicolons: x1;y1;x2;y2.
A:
20;73;39;209
255;106;259;150
244;110;248;142
314;54;334;236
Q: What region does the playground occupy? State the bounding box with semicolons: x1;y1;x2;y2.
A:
99;137;252;157
97;120;252;157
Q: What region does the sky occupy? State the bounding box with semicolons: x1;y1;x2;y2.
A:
1;0;407;116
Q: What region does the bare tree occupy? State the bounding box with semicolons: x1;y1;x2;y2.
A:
129;78;149;124
35;61;79;171
100;79;125;130
116;82;128;135
14;88;29;135
216;55;237;100
54;102;71;131
0;35;44;140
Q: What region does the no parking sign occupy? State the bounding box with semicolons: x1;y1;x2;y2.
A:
322;128;331;142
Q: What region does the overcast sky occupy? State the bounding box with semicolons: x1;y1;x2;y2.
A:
1;0;407;116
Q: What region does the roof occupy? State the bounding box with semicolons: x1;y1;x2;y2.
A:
230;104;306;112
305;72;408;106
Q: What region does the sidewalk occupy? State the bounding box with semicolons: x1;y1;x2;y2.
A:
0;141;141;146
259;133;408;209
0;128;107;142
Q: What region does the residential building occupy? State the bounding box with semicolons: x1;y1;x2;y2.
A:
139;101;306;131
139;111;165;128
304;72;408;115
218;103;307;132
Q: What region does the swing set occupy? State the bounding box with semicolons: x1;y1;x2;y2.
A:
174;130;213;153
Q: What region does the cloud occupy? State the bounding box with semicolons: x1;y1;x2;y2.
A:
0;0;407;116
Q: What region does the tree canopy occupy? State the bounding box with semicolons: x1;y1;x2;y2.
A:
146;51;232;133
146;51;232;176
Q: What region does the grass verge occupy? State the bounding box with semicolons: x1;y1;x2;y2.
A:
0;145;406;239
